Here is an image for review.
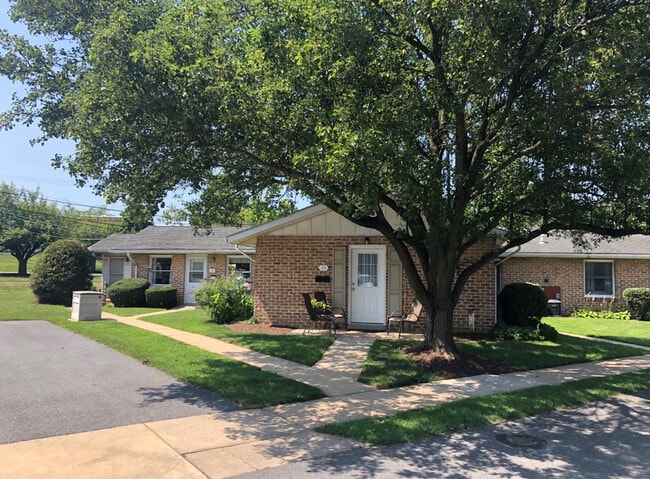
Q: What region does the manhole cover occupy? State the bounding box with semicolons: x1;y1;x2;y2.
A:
495;433;548;450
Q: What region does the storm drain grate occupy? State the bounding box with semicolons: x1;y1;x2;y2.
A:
495;433;548;450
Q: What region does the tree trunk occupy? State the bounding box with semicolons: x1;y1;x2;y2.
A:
422;290;461;358
17;258;28;277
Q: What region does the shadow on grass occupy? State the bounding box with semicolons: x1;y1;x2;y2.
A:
224;332;335;366
182;358;326;409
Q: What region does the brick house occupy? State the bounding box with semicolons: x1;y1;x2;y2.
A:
499;233;650;315
89;226;254;305
228;204;498;333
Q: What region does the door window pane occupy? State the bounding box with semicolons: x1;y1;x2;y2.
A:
357;253;378;287
189;259;205;283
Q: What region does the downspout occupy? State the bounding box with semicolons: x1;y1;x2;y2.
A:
126;252;137;279
493;245;521;325
234;244;256;263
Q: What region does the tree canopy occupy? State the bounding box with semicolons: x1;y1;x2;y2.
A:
2;0;649;354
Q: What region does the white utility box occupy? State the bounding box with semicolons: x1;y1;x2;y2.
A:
71;291;104;321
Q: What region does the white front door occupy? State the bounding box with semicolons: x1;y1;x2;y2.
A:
348;246;386;328
184;255;207;304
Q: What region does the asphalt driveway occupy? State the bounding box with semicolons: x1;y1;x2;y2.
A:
0;321;242;444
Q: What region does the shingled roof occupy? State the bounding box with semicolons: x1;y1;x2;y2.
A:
506;232;650;258
89;226;254;255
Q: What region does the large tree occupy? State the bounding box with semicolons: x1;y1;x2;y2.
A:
2;0;649;355
0;183;59;275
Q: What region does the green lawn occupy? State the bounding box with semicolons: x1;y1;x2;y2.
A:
317;369;650;445
544;316;650;347
140;308;335;366
359;339;441;388
360;334;648;389
0;276;72;321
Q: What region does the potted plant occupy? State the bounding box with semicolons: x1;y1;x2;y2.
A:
311;298;330;313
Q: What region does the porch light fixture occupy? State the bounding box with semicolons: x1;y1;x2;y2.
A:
364;237;370;245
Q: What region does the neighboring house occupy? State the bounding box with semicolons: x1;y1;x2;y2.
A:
89;226;254;304
228;204;498;333
500;233;650;315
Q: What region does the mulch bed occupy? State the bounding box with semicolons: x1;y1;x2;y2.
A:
224;322;296;335
408;349;521;380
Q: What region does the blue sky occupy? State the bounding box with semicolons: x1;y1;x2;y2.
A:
0;0;124;214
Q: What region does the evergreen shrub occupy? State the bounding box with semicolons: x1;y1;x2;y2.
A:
107;278;150;307
145;286;178;308
30;240;95;306
498;282;548;327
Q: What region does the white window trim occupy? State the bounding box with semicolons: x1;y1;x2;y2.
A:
150;255;173;286
584;260;615;298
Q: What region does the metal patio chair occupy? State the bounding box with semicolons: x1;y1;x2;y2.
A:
302;292;337;336
386;298;423;337
314;291;346;327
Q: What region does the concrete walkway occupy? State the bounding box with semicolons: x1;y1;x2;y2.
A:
2;311;650;479
109;312;375;397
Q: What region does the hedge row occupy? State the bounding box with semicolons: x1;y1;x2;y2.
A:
106;278;177;309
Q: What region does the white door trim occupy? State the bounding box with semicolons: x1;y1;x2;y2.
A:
348;245;386;329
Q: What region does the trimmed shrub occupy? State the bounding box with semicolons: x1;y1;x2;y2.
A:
623;288;650;320
498;282;548;327
195;274;253;324
145;286;178;308
107;278;150;307
30;240;95;306
493;323;559;341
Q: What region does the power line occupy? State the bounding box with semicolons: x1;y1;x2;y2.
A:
0;188;182;223
0;188;125;214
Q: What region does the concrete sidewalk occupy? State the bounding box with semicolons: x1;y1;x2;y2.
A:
2;311;649;479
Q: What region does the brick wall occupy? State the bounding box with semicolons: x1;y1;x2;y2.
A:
131;254;186;304
254;236;496;333
500;257;650;314
127;253;253;304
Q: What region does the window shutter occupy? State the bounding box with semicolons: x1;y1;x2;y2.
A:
332;247;346;309
388;248;402;314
